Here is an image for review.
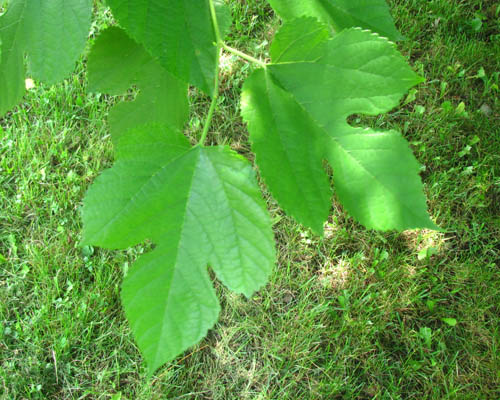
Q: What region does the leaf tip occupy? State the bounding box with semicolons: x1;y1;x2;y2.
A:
312;223;326;238
428;220;444;232
145;364;157;380
395;33;406;42
78;232;92;248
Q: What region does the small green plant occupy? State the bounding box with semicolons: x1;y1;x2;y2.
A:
0;0;437;375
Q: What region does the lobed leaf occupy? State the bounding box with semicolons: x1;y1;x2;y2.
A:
0;0;92;115
82;124;275;375
266;0;403;40
104;0;232;93
242;18;437;233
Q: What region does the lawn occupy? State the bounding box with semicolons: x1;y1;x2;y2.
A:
0;0;499;399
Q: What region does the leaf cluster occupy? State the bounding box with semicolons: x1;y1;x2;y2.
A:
0;0;437;375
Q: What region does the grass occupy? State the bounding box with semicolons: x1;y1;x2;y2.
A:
1;0;499;398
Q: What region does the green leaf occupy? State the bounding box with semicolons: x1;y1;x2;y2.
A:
242;19;436;232
270;16;330;63
87;27;189;140
87;27;151;95
215;0;233;37
105;0;232;93
242;69;331;234
266;0;403;40
0;0;92;115
0;1;24;116
82;123;275;375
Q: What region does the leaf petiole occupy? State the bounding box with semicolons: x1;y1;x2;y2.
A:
222;43;267;68
198;45;221;146
199;0;266;146
198;0;223;146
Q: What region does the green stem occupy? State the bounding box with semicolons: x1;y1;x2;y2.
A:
222;43;267;69
198;48;221;146
198;0;223;146
199;0;266;146
208;0;222;44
